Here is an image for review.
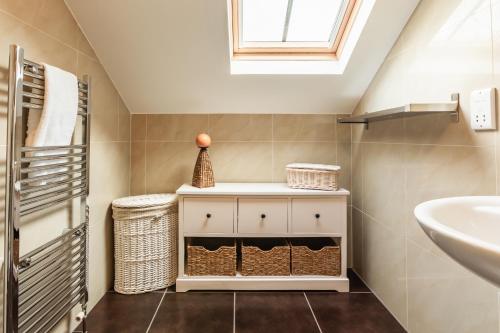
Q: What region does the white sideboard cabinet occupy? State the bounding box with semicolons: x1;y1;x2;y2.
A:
176;183;350;292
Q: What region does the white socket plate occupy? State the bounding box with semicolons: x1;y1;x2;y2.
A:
470;88;496;130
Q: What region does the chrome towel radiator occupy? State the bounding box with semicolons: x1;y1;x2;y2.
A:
4;45;90;333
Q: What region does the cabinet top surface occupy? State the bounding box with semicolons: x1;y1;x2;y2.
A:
176;183;350;196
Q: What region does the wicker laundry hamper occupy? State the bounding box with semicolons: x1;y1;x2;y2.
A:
112;194;178;294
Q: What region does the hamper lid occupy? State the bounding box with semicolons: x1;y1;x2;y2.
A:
112;193;177;209
286;163;340;171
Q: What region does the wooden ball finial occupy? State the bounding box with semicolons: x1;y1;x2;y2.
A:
196;133;211;148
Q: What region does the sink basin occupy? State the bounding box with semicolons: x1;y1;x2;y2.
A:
414;196;500;287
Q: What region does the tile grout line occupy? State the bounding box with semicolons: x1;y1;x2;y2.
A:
497;290;500;333
303;292;323;333
349;291;372;294
404;117;410;329
144;115;148;194
271;114;275;182
129;111;132;196
489;0;495;82
145;288;168;333
350;141;496;148
233;292;236;333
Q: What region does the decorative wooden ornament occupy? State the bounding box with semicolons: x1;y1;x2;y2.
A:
192;133;215;188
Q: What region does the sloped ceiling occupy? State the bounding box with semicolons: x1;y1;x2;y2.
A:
65;0;419;114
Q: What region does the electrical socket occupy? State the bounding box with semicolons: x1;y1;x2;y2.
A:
470;88;496;130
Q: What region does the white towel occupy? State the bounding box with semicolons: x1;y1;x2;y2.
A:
25;63;79;184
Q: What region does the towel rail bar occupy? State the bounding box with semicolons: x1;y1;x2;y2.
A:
23;71;44;80
21;144;86;152
21;176;86;195
18;168;86;185
23;100;88;110
19;250;84;296
22;81;44;90
20;190;86;217
19;270;85;319
19;239;85;283
20;261;85;307
21;151;86;162
22;102;41;109
19;283;85;332
21;184;86;206
23;81;88;95
22;92;42;99
34;295;85;333
23;59;44;69
22;92;89;103
5;44;91;332
20;159;85;173
19;233;84;273
30;290;85;333
19;255;84;299
20;223;86;260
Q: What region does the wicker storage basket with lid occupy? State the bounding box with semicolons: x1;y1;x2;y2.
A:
112;194;178;294
286;163;340;191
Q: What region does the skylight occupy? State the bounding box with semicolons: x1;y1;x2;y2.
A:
286;0;344;42
232;0;357;56
227;0;376;74
241;0;288;42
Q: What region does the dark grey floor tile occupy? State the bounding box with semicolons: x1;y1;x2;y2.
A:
74;292;163;333
235;292;319;333
148;292;233;333
348;268;371;292
306;292;406;333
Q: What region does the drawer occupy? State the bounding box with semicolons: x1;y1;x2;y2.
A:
238;198;288;234
183;198;234;234
291;198;345;234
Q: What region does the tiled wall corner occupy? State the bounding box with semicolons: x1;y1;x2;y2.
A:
351;0;500;331
0;1;132;331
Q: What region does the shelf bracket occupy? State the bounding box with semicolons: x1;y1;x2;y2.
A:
450;93;459;122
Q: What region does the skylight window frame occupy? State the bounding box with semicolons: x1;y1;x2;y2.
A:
231;0;360;59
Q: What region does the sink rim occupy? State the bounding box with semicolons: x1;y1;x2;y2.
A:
414;196;500;255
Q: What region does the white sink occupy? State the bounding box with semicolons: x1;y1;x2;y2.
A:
414;196;500;287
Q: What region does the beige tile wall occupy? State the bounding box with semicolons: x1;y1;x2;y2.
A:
351;0;500;331
131;114;353;265
131;114;350;193
0;0;130;331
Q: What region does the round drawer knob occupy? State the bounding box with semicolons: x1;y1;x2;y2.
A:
315;213;320;219
260;214;266;219
206;213;212;218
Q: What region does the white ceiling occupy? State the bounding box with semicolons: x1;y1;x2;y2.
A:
65;0;419;114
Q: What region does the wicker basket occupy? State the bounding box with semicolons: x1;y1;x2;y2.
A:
290;238;340;276
112;194;178;294
286;163;340;191
241;239;290;276
187;238;236;276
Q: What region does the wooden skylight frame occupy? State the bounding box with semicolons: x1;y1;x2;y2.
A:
230;0;361;60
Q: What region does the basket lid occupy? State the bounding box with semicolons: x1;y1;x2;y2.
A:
286;163;340;171
112;193;177;208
